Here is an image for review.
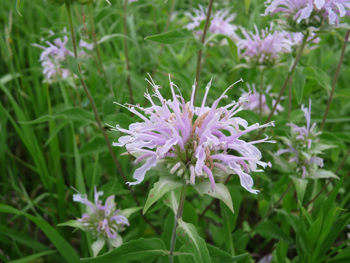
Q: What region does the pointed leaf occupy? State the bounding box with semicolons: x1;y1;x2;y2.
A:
255;221;293;244
177;244;248;263
68;56;83;80
0;204;80;263
176;219;211;263
57;220;84;231
145;28;194;45
292;177;308;203
143;176;184;214
193;181;234;213
81;238;167;262
163;188;181;214
293;68;306;104
119;207;142;218
244;0;251;14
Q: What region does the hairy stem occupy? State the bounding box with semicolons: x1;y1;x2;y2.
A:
123;0;134;105
320;30;350;130
65;1;159;234
88;4;114;96
259;69;264;123
288;79;292;121
193;0;214;102
255;34;308;139
169;186;187;263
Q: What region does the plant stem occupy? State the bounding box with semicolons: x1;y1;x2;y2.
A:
64;1;160;234
193;0;214;102
259;69;264;123
88;4;114;96
255;33;308;139
169;186;187;263
249;181;293;235
320;30;350;131
123;0;134;105
288;78;292;121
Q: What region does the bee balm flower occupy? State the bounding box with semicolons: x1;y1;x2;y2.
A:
73;187;129;257
263;0;350;29
237;24;293;68
112;75;275;194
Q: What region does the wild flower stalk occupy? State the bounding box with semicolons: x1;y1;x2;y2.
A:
112;76;275;194
33;32;93;83
276;99;336;178
73;187;129;256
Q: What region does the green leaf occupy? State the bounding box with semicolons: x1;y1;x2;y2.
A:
221;202;235;256
244;0;251;14
104;113;135;129
226;37;240;62
275;239;288;263
120;207;142;218
143;176;184;214
98;33;134;45
68;56;83;80
307;208;323;250
8;250;57;263
20;107;94;125
57;220;85;231
293;68;306;104
176;219;211;263
16;0;22;16
292;176;308;203
193;181;234;214
305;67;331;92
81;238;168;262
163;188;181;214
177;244;248;263
79;136;108;156
312;169;339;179
0;204;80;263
145;28;194;45
255;221;293;244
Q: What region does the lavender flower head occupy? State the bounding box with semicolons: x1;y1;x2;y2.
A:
73;186;129;256
112;75;275;194
237;24;293;68
287;32;321;51
263;0;350;30
276;99;332;178
240;84;284;116
185;5;238;40
33;31;93;83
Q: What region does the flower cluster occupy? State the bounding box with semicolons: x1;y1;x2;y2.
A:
33;31;93;83
276;100;324;178
73;187;129;256
112;76;275;194
263;0;350;30
185;5;238;40
240;84;284;116
237;24;293;68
